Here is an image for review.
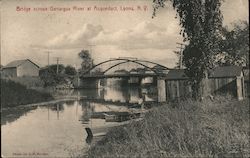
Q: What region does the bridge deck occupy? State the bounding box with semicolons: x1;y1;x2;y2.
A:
80;73;167;79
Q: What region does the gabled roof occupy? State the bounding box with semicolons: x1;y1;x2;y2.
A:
3;59;40;69
166;69;188;80
209;66;242;78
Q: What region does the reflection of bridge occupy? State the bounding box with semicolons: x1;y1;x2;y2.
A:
76;58;169;102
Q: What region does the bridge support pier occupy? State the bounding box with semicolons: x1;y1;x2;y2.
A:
128;77;140;84
157;78;166;102
74;78;99;89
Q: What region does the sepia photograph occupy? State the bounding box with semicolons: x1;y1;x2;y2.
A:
0;0;249;157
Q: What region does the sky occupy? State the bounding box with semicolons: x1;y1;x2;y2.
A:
1;0;249;69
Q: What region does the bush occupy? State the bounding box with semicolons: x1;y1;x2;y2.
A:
87;97;250;158
1;79;53;108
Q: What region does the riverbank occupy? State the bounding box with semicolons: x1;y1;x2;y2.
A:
1;79;54;109
85;96;249;158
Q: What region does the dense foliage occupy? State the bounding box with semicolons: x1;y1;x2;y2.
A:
78;50;94;74
39;65;66;87
39;64;76;87
65;65;77;76
217;21;249;67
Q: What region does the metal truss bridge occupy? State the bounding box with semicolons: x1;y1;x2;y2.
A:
80;57;172;79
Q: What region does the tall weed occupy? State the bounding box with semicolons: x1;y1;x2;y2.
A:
87;96;249;158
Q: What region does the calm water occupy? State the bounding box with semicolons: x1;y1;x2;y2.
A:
1;86;157;157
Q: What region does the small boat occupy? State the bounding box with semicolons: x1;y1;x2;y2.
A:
104;112;131;122
85;127;93;144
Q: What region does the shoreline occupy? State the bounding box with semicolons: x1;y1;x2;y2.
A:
1;96;80;111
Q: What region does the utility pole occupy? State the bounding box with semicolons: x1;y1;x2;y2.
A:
45;51;53;66
54;57;61;74
88;44;96;54
176;42;186;69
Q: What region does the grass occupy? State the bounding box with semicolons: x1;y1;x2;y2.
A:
86;96;249;158
8;76;44;88
1;79;53;108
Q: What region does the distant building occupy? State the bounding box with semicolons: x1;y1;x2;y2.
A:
2;59;40;77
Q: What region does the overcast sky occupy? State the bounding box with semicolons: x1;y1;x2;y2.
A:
1;0;249;68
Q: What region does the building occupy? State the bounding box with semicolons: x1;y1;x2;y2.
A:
165;66;245;100
165;69;191;100
2;59;40;78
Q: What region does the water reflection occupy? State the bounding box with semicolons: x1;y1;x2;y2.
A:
2;101;87;157
1;106;38;125
1;85;158;157
97;85;157;103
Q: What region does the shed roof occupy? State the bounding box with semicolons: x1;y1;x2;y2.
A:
3;59;40;69
166;69;188;80
166;66;243;80
209;66;242;78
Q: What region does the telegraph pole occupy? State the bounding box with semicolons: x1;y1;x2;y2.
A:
54;57;61;74
176;42;186;69
45;51;53;66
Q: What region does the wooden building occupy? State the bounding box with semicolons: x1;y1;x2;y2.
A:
2;59;40;78
165;66;246;100
165;69;191;100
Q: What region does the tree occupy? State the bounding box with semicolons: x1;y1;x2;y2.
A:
39;64;65;86
217;21;249;66
78;50;94;74
153;0;223;98
65;65;77;76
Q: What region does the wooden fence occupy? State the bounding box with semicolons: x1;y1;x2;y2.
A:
165;76;246;101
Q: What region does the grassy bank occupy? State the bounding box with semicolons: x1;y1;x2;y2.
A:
1;79;53;108
86;96;249;158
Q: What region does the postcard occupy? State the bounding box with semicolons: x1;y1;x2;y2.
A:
1;0;249;157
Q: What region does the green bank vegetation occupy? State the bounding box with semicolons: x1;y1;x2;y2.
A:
86;96;249;158
1;79;53;108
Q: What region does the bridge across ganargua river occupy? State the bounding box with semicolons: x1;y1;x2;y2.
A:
76;58;172;102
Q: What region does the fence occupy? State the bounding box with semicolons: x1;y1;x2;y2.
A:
165;66;247;101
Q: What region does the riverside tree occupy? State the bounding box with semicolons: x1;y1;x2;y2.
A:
153;0;223;98
217;21;249;67
78;49;94;74
39;64;66;86
65;65;77;76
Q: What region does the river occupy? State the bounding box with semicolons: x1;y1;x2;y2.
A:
1;85;158;157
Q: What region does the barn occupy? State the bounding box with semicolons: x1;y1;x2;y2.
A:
2;59;40;78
